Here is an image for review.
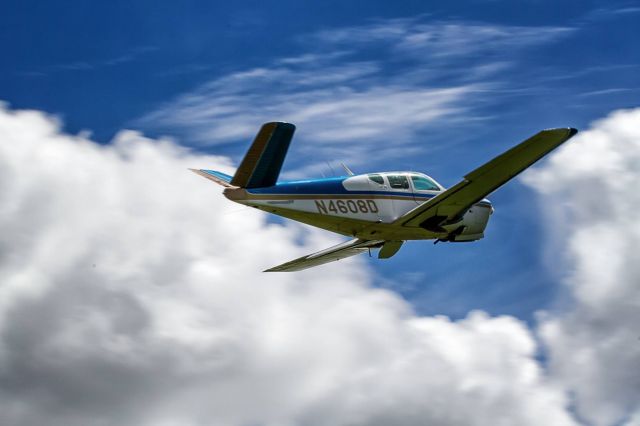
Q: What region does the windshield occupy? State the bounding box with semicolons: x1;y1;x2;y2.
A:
411;175;440;191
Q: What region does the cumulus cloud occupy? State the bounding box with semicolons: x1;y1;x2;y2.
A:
524;108;640;426
0;104;578;425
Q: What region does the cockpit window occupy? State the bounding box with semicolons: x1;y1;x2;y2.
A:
368;174;385;185
387;174;409;189
411;175;440;191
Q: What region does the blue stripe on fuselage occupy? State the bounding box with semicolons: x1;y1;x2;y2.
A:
246;177;436;199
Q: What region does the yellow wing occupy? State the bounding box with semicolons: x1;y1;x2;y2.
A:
396;128;577;230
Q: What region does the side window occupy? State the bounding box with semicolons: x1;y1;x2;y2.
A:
368;174;385;185
411;175;440;191
387;175;409;189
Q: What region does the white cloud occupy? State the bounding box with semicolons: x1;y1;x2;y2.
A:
18;46;158;77
524;108;640;426
624;410;640;426
137;19;573;174
314;19;573;58
139;62;478;164
0;104;578;425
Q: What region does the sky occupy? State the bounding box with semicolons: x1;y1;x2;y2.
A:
0;1;639;425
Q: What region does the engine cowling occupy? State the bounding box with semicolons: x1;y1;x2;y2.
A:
443;200;493;242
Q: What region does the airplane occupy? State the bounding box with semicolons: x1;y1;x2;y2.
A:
191;122;577;272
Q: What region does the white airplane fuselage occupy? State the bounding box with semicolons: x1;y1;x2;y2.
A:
223;171;493;242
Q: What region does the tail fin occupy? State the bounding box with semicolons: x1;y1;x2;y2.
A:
231;122;296;188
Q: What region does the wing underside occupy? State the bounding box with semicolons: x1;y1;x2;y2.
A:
265;238;384;272
396;127;578;229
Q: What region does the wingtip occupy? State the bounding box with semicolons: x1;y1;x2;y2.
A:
542;127;578;140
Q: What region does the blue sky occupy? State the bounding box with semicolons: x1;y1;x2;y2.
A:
2;0;638;324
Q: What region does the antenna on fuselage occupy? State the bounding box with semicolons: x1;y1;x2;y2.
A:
340;163;355;176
